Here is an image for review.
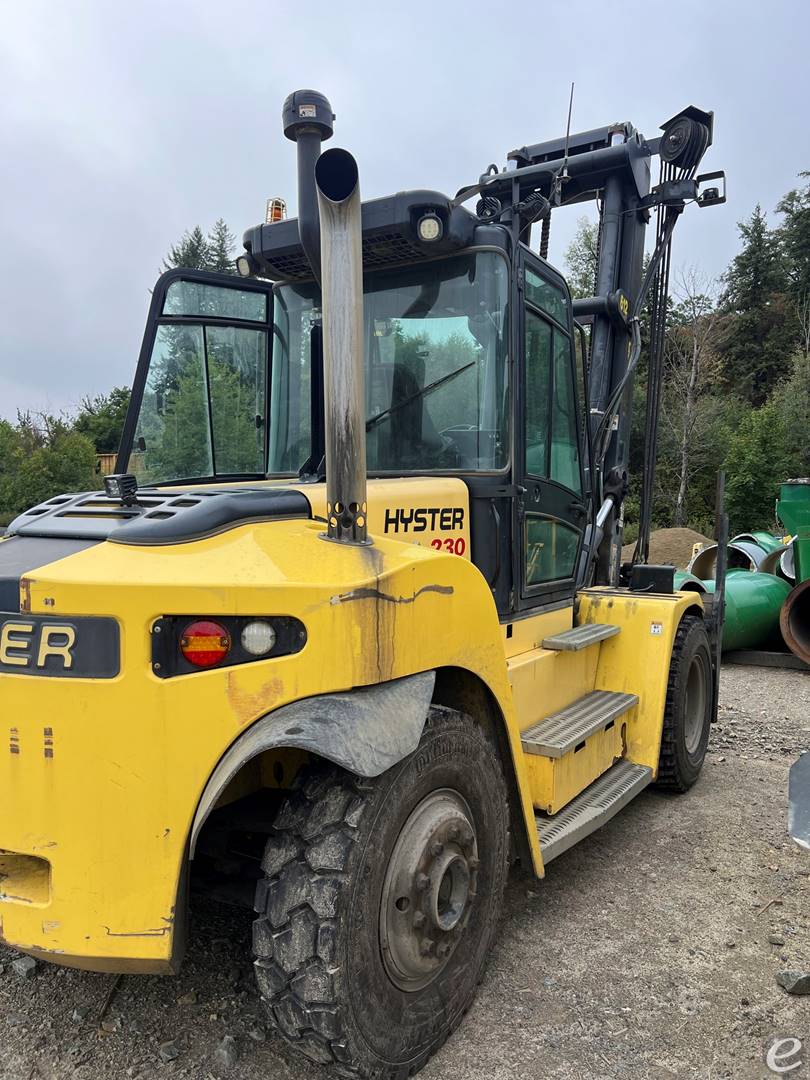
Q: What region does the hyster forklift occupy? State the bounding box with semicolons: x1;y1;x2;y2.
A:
0;90;725;1077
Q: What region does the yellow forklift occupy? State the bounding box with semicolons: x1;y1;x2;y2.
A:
0;90;725;1077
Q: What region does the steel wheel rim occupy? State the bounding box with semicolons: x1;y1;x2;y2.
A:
379;788;479;992
684;652;708;755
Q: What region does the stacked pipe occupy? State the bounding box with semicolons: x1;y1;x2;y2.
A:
678;479;810;663
778;480;810;664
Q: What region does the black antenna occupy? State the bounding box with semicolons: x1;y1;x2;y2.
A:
562;81;575;178
551;82;575;210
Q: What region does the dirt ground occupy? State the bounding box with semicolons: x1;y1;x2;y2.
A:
2;664;809;1080
622;527;712;569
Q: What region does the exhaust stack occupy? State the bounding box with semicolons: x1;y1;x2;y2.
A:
315;147;369;545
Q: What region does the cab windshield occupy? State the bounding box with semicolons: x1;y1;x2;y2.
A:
271;250;509;473
126;252;509;484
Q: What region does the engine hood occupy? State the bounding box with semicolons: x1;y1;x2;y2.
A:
5;487;311;547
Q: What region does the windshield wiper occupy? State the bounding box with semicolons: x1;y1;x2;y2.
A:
365;361;476;432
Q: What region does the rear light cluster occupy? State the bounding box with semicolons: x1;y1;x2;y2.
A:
180;620;231;668
151;615;306;678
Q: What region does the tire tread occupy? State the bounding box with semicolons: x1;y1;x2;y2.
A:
655;614;710;792
252;707;508;1079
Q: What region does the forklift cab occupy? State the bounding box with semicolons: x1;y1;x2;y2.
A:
119;234;590;623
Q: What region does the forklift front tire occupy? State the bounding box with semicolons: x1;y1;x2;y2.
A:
252;705;510;1079
655;614;712;792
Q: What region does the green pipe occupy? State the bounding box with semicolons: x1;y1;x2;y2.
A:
699;571;791;652
777;480;810;583
673;570;707;593
731;531;785;555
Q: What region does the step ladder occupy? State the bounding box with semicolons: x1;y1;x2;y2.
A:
541;623;619;652
536;759;653;864
521;690;638;758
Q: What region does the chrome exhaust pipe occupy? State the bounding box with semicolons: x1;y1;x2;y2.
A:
315;147;369;545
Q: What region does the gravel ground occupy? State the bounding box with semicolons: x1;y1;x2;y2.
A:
2;664;809;1080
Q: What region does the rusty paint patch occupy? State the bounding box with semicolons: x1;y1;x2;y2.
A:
19;578;31;614
225;673;284;726
9;728;20;755
331;583;454;606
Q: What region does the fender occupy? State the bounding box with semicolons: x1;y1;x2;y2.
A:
189;670;436;856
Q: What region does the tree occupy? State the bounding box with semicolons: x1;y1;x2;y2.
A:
563;216;599;299
716;204;793;404
777;173;810;301
163;225;211;272
207;219;237;274
0;412;96;524
73;387;131;453
162;220;237;275
777;174;810;357
724;399;793;532
658;270;723;527
771;350;810;479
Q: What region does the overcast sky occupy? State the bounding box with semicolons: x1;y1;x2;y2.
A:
1;0;808;420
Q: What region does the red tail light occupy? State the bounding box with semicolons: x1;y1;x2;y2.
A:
179;620;231;668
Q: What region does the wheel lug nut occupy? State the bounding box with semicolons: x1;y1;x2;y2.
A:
430;841;444;857
420;939;435;956
413;912;426;928
436;941;451;959
416;873;430;891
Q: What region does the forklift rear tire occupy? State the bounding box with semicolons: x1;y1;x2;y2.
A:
252;705;509;1079
655;614;712;792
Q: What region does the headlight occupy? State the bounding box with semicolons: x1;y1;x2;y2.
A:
417;213;443;242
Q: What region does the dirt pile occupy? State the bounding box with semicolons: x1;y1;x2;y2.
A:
622;526;712;569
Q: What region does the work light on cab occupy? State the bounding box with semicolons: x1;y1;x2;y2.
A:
179;620;231;668
417;212;443;242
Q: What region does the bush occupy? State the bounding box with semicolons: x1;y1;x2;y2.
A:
0;413;96;521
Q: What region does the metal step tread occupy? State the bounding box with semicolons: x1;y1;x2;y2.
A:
521;690;638;758
537;760;653;864
542;623;620;651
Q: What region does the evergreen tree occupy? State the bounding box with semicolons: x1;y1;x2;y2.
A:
207;219;237;274
162;225;211;272
716;205;793;404
777;173;810;301
161;221;238;275
720;205;785;310
724;398;793;532
777;174;810;355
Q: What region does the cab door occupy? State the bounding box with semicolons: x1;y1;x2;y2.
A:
516;253;587;609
